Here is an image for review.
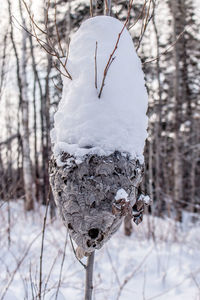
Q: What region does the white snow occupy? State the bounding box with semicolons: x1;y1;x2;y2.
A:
115;188;128;202
51;16;148;165
138;194;151;205
1;201;200;300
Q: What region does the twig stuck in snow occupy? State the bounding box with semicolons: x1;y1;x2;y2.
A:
94;41;98;89
98;0;133;98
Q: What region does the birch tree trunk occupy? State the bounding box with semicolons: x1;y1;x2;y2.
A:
19;1;34;211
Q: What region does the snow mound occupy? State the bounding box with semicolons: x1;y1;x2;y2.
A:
51;16;148;165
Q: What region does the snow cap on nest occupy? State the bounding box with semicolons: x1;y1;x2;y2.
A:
51;16;148;165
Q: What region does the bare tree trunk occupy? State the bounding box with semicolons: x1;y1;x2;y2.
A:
152;1;163;217
19;1;34;211
85;252;95;300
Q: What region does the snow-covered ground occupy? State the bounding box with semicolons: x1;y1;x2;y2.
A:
1;201;200;300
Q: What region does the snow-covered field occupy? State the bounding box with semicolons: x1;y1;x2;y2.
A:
1;201;200;300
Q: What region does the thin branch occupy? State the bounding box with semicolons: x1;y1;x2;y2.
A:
54;0;65;57
98;0;133;98
22;0;47;35
42;254;59;299
94;41;98;89
21;0;72;79
38;197;50;300
143;27;188;64
69;235;87;269
116;247;153;300
0;231;42;300
55;233;68;300
129;0;148;30
52;78;62;92
12;15;53;52
44;0;51;30
90;0;93;17
136;0;153;51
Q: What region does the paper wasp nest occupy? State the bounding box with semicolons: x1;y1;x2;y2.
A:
49;151;149;254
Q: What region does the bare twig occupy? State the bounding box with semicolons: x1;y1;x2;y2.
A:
136;0;153;51
38;197;50;300
54;0;65;57
106;248;121;286
43;253;59;299
116;247;153;300
90;0;93;17
85;251;95;300
21;0;72;79
69;235;87;269
22;0;47;35
52;78;62;92
55;233;68;300
98;0;133;98
0;232;42;300
129;0;148;30
94;41;98;89
143;27;188;64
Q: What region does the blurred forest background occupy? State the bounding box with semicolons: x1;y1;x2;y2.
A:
0;0;200;224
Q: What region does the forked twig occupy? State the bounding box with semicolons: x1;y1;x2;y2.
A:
136;0;153;51
129;0;148;30
21;0;72;80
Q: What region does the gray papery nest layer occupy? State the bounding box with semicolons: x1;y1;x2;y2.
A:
49;151;149;256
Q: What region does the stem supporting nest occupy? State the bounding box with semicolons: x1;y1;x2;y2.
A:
85;251;95;300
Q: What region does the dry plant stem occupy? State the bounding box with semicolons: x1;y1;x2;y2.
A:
85;251;95;300
90;0;93;17
69;235;87;269
136;0;153;51
38;197;49;300
43;254;59;299
54;0;65;57
22;0;46;35
143;27;188;64
116;247;153;300
21;0;72;79
0;231;42;300
98;0;133;98
95;41;98;89
55;233;68;300
129;0;148;30
12;16;54;54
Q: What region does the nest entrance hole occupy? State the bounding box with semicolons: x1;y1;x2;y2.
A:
88;228;99;239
